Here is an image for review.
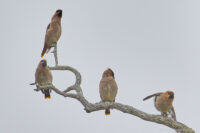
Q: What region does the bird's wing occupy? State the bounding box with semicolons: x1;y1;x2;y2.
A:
143;92;162;101
46;23;50;32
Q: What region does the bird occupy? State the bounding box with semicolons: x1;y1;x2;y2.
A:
143;91;176;121
35;59;53;99
41;9;62;58
99;68;118;115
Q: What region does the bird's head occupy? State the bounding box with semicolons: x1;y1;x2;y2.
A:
166;91;174;99
102;68;115;78
56;9;62;18
40;59;47;67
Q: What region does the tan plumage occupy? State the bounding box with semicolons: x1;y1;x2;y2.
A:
41;9;62;58
99;68;118;115
35;59;53;99
143;91;176;120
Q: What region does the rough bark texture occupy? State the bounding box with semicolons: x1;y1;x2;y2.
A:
32;65;195;133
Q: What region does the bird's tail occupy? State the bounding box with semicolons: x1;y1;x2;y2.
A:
44;89;51;99
105;109;110;115
143;92;162;101
41;44;50;58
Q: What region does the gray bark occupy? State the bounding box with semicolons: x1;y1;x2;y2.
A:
31;65;195;133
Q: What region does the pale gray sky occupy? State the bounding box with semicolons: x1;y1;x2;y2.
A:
0;0;199;133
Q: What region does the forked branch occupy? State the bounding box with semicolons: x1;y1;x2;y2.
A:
30;47;195;133
32;65;195;133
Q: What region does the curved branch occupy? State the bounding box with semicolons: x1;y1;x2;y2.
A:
31;65;195;133
49;65;82;93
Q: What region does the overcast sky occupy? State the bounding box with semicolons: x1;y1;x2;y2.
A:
0;0;199;133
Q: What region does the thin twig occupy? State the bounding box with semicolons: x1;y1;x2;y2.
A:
53;45;58;66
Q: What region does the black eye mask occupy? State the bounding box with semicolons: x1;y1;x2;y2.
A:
58;11;62;17
42;62;47;67
169;94;174;99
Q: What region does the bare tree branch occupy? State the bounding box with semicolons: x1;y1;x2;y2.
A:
31;65;195;133
50;44;58;66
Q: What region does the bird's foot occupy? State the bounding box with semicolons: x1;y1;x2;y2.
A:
161;112;168;117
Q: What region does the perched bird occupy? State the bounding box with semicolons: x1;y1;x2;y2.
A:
99;68;118;115
143;91;176;120
41;9;62;58
35;59;53;99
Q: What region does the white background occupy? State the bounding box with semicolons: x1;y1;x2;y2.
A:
0;0;199;132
